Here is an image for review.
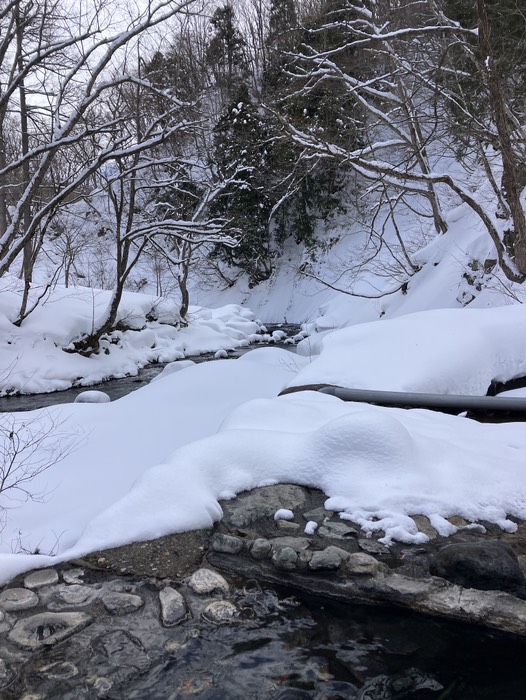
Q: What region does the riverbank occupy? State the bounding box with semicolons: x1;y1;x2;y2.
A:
3;483;526;698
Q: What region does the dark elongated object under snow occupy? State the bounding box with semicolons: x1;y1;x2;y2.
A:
317;385;526;414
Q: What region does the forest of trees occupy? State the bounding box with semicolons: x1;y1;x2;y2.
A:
1;0;525;352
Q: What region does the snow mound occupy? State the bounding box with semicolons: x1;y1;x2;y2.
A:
74;391;111;404
73;390;526;552
290;305;526;395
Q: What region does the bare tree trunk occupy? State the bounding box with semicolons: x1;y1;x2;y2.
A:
15;4;34;322
477;0;526;274
0;108;8;238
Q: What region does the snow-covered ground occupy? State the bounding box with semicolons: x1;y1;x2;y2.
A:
2;183;526;585
0;281;268;395
2;300;526;585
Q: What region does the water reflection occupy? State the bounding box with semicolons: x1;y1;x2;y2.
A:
126;583;526;700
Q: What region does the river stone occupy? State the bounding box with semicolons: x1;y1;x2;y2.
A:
50;584;98;608
188;568;229;595
250;538;271;560
221;484;307;528
303;506;333;523
269;537;311;551
159;587;188;627
62;569;85;585
358;539;389;555
101;592;144;615
201;600;238;624
8;612;92;649
309;546;349;571
37;661;78;679
272;546;298;571
430;540;526;596
24;569;59;589
88;676;113;697
0;658;14;685
318;521;359;540
411;515;438;540
343;552;383;576
276;520;300;533
0;588;38;611
211;533;244;555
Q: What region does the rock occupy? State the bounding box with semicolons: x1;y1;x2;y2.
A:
62;569;85;585
411;515;438;540
91;629;150;681
87;677;113;697
277;520;300;533
24;569;59;589
430;540;526;596
0;588;39;611
358;539;389;555
272;546;298;571
37;661;78;679
159;587;188;627
221;484;307;528
269;537;311;551
309;546;349;571
343;552;383;577
188;568;229;595
318;521;359;540
201;600;238;624
211;533;244;555
303;506;333;523
74;390;110;403
250;538;271;560
448;515;468;528
8;612;92;649
101;592;144;615
49;584;97;608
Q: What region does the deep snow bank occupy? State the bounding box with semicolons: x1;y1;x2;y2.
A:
0;281;266;395
291;305;526;395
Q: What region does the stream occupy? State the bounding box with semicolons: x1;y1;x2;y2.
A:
0;324;301;414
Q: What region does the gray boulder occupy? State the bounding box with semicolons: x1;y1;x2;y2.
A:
430;540;526;597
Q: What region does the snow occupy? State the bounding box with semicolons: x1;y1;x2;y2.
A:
304;521;318;535
274;509;294;521
2;300;526;586
290;305;526;395
74;391;111;404
0;281;264;395
3;194;526;586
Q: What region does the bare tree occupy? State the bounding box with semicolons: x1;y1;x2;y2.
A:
0;0;205;286
275;0;526;284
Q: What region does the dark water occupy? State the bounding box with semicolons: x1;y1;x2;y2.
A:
125;584;526;700
0;324;301;413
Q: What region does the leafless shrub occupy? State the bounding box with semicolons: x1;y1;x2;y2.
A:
0;410;84;509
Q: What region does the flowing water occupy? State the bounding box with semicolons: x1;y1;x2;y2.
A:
0;324;300;413
122;584;526;700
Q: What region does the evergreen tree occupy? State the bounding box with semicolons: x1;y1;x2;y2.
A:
210;84;274;285
206;4;248;103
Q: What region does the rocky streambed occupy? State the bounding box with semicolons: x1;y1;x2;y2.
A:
2;484;526;698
